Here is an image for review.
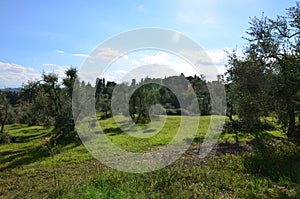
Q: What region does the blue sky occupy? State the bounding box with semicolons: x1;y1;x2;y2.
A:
0;0;296;88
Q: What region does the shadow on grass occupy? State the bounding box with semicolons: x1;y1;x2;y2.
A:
0;128;55;172
103;125;157;135
0;146;32;157
0;145;49;172
103;127;124;136
6;124;28;130
244;138;300;183
194;137;205;143
142;128;156;133
14;131;49;143
216;142;253;154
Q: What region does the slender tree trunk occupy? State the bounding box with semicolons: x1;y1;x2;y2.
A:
55;89;62;115
135;97;143;123
226;105;233;121
0;119;5;134
104;107;108;118
130;100;136;121
0;103;8;134
130;113;135;121
136;112;142;123
287;105;296;137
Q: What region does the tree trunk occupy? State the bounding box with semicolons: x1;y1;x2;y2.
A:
0;103;8;134
287;106;296;138
135;97;143;123
130;113;135;121
233;120;239;145
0;119;5;134
226;105;233;121
136;112;142;123
104;108;108;118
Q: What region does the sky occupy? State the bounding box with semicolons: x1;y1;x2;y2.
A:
0;0;297;88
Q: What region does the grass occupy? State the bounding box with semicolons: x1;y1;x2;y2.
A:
0;115;300;198
97;115;212;153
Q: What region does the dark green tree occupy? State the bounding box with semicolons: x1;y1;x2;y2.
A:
52;67;79;144
226;2;300;143
0;92;12;143
129;83;159;123
0;92;9;134
226;51;272;132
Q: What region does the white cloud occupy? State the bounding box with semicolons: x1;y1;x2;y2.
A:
206;50;227;75
95;48;232;84
43;63;57;67
138;50;230;80
136;4;146;13
207;50;227;65
131;59;140;66
200;49;243;76
0;62;82;88
53;65;70;77
71;53;89;57
92;48;121;61
56;49;65;54
27;67;35;72
120;65;179;84
0;62;40;88
76;69;128;86
0;62;26;72
141;51;170;65
104;70;128;83
42;65;76;84
135;51;198;78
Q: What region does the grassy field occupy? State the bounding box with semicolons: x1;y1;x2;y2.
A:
1;116;300;198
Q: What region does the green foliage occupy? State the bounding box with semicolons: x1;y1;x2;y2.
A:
0;91;13;143
207;75;227;115
110;74;212;124
226;53;272;132
52;67;79;145
129;83;160;123
15;67;80;145
95;78;117;119
226;2;300;142
96;94;111;118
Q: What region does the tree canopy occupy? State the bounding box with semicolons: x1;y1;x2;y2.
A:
226;2;300;143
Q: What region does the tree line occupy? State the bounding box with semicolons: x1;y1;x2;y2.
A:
0;68;78;144
0;2;300;145
95;74;225;123
0;70;224;144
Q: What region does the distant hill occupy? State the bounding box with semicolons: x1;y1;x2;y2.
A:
0;87;21;92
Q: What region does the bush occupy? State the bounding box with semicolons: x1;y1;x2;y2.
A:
50;115;80;146
223;119;275;135
0;132;12;144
